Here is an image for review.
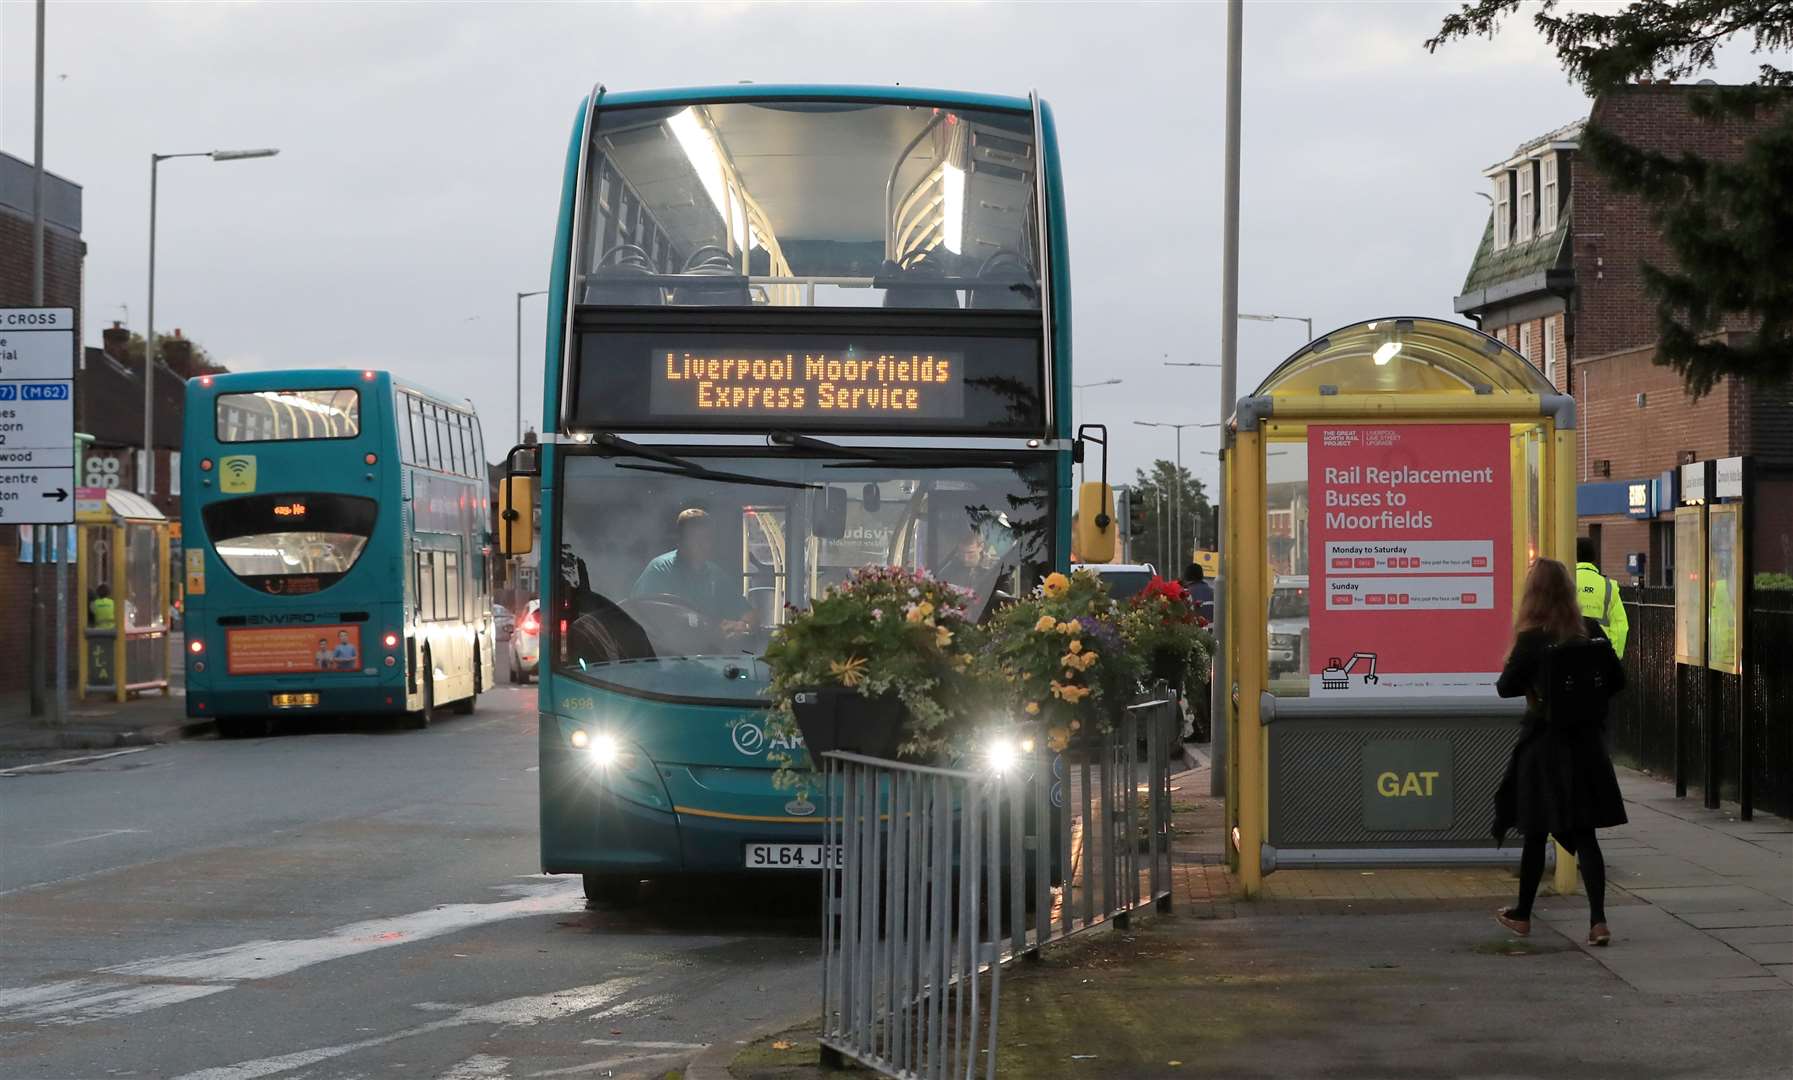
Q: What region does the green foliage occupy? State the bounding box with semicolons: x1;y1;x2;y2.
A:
120;331;219;372
762;567;983;771
1756;571;1793;590
1128;458;1213;572
1428;1;1793;394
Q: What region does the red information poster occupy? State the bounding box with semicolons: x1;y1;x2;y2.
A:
228;625;363;675
1307;424;1511;696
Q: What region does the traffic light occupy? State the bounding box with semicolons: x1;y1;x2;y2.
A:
1124;486;1148;538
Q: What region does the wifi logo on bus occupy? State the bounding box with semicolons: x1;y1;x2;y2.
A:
218;455;257;493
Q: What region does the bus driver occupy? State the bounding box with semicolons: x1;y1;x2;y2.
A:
630;508;751;635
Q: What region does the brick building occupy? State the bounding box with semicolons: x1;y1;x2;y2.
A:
0;149;84;694
1454;85;1793;584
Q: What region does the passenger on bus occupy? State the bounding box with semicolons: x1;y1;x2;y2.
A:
631;508;750;633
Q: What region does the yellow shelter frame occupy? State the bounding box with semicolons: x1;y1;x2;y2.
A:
1221;319;1579;897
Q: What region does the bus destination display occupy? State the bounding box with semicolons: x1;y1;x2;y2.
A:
649;349;966;420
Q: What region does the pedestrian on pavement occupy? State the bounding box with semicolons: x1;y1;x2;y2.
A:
1181;563;1215;623
1575;536;1630;658
1492;558;1627;946
89;584;116;630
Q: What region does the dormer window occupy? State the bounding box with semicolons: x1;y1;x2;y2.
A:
1540;154;1559;234
1516;162;1535;244
1494;172;1512;250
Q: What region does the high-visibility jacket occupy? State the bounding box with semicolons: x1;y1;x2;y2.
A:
1576;561;1629;658
89;596;116;629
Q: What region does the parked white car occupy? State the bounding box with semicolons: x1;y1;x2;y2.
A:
508;599;540;683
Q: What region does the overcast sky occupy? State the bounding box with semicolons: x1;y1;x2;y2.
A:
0;2;1779;488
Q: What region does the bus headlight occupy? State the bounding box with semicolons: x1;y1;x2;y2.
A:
588;732;622;767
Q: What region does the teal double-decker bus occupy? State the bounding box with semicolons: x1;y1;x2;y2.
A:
511;85;1081;901
183;370;495;736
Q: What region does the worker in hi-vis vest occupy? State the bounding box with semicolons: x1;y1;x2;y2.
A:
1575;537;1630;658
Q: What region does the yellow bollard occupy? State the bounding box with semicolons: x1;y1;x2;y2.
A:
1551;422;1580;897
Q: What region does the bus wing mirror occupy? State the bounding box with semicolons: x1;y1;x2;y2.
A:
498;477;535;556
1075;481;1116;564
813;486;847;540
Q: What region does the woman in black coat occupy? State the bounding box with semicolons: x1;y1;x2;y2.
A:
1492;558;1627;946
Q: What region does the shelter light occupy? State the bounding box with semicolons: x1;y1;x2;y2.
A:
1373;341;1402;366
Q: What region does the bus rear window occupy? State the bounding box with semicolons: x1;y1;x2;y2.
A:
202;493;377;594
216;389;361;442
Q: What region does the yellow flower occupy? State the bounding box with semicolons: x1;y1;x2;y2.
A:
1049;681;1091;704
1047;725;1070;752
1025;702;1041;715
1057;620;1078;635
829;656;868;687
906;600;934;623
1042;572;1070;598
1068;640;1083;655
935;625;954;647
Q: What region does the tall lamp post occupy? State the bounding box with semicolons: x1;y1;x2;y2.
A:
1074;377;1123;421
1134;420;1219;568
1239;311;1314;342
144;147;279;493
516;290;548;443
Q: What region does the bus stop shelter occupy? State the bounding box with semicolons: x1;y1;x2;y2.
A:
1220;318;1577;896
77;488;173;702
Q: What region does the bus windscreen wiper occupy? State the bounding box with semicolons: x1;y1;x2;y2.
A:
768;431;904;462
596;433;819;491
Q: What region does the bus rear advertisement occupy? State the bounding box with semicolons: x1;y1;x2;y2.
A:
183;370;495;736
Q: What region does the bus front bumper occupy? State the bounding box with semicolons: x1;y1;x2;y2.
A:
539;749;827;876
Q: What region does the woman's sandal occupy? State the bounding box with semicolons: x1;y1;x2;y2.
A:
1495;908;1531;936
1588;923;1611;947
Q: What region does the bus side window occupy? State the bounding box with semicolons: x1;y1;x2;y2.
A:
430;408;448;473
397;395;415;464
416;551;435;622
444;550;462;620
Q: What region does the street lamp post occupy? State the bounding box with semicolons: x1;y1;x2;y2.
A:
144;148;279;494
1239;311;1314;342
1135;420;1219;568
516;290;548;443
1073;377;1123;420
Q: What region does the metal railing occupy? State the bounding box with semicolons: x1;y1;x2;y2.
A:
819;699;1177;1079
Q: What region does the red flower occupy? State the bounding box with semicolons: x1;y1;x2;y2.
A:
1137;576;1189;605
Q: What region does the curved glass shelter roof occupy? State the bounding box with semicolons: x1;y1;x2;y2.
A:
1251;317;1556;398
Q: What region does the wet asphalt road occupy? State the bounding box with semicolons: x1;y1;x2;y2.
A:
0;685;820;1079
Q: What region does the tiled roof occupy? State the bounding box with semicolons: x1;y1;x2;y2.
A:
1458;202;1572;296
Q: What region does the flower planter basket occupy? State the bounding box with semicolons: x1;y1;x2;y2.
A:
791;687;907;760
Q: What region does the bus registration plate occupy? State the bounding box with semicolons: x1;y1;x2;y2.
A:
271;692;320;709
745;843;841;870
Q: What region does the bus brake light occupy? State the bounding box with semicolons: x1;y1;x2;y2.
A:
189;639;205;654
383;632;399;649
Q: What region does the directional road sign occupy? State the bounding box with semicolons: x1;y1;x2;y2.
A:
0;308;76;525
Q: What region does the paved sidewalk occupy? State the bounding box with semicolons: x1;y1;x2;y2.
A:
0;686;201;765
720;751;1792;1079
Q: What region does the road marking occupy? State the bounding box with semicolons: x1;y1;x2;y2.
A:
42;828;146;848
580;1038;707;1050
525;1051;690;1078
435;1054;511;1080
170;977;646;1080
0;878;584;1026
0;746;152;776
